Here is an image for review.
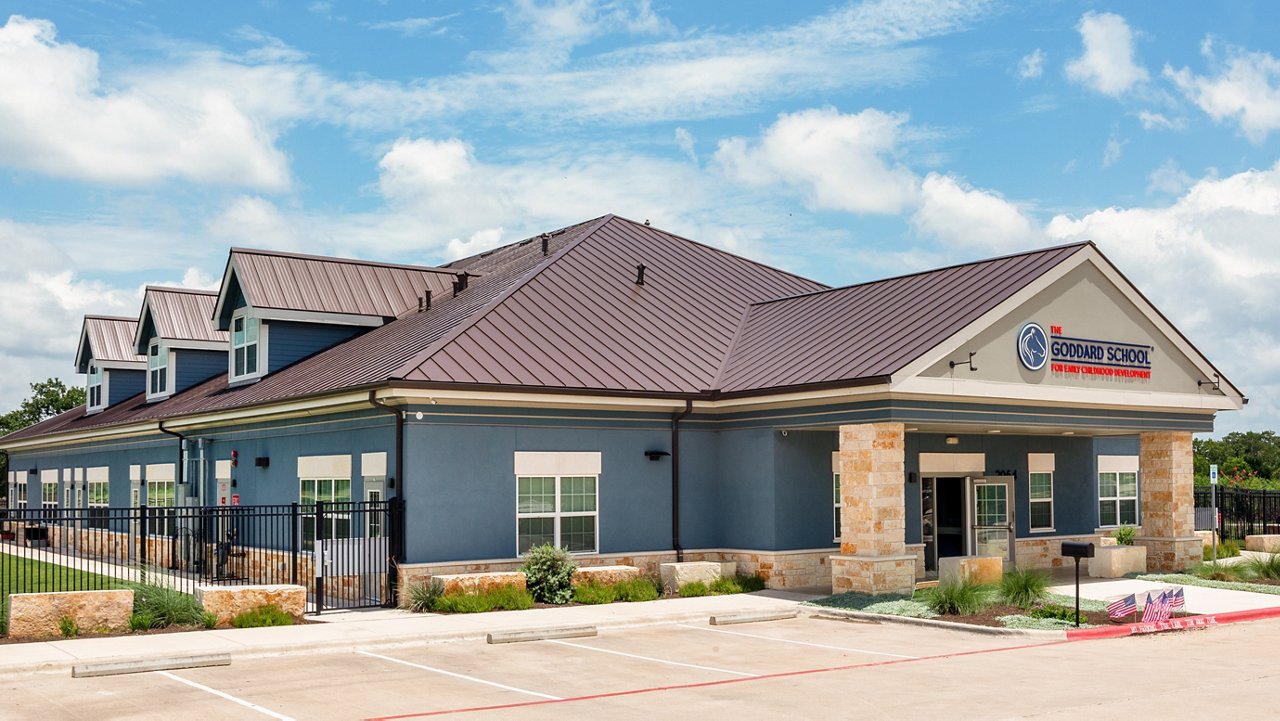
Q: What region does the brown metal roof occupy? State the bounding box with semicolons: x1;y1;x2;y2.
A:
228;248;461;319
80;316;144;367
715;242;1091;394
141;287;228;345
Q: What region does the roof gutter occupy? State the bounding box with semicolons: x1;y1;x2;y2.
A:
369;391;404;501
671;399;693;563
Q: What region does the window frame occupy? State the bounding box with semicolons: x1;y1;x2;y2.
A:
833;471;842;542
14;476;28;508
87;476;110;530
146;477;177;536
147;341;171;399
41;478;58;510
299;476;353;552
229;309;265;383
515;474;599;555
1098;470;1139;528
1028;471;1055;532
86;363;105;411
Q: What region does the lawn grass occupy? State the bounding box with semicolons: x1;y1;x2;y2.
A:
1;555;123;634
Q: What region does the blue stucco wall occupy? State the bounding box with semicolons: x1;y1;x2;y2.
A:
266;321;361;373
174;349;227;394
106;369;144;406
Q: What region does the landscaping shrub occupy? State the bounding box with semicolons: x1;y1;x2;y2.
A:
573;581;617;605
521;544;577;605
1189;561;1252;582
613;577;660;602
486;585;535;610
709;577;744;595
58;616;80;638
921;580;991;616
1244;553;1280;580
129;611;158;631
1204;539;1242;560
403;579;441;613
678;581;709;597
1029;603;1085;625
231;605;294;628
128;579;208;628
999;568;1050;609
434;585;535;613
1113;525;1137;546
736;574;767;592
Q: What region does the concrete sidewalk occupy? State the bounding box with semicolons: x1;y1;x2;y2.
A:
1048;577;1280;614
0;591;819;680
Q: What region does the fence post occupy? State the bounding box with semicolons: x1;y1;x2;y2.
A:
140;503;149;568
315;500;326;615
291;501;300;586
385;497;404;608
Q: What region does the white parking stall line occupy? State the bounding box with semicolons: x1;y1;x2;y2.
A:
357;650;562;700
677;623;918;659
156;670;296;720
545;639;758;677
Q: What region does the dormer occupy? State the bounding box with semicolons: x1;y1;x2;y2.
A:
211;248;462;385
134;287;230;402
75;316;145;414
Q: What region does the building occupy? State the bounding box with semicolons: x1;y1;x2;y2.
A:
0;215;1245;594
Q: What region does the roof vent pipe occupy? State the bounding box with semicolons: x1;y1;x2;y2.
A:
452;273;469;297
635;264;646;286
424;289;431;311
417;296;423;313
540;233;550;255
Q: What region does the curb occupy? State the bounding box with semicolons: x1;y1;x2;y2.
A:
710;610;799;626
799;606;1067;638
1065;605;1280;640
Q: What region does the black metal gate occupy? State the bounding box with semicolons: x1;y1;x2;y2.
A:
312;498;405;613
1194;486;1280;540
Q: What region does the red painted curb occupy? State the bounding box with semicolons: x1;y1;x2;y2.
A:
1065;604;1280;640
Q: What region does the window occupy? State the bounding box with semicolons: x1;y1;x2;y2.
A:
1098;455;1139;527
833;472;842;541
14;476;28;509
231;312;261;381
148;342;170;398
300;478;352;551
147;478;176;535
87;473;110;530
87;364;104;410
1028;453;1054;532
41;480;58;509
516;475;597;554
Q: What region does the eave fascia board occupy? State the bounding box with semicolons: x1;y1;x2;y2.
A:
890;376;1237;413
98;360;146;371
0;420;159;452
252;307;385;327
161;390;378;432
211;253;241;332
162;339;228;352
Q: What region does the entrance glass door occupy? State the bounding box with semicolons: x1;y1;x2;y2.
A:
972;478;1014;562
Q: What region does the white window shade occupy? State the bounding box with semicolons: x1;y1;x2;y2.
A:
129;465;142;482
40;469;58;484
514;452;602;477
298;454;352;479
215;460;233;481
1028;453;1056;473
74;468;85;482
919;453;986;475
831;451;841;473
361;452;388;478
145;463;176;482
1098;455;1140;473
86;466;109;483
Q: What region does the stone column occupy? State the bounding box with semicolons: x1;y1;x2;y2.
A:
1134;431;1201;572
830;422;916;596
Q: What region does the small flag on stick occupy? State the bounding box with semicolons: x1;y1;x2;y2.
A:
1165;586;1185;613
1106;593;1137;621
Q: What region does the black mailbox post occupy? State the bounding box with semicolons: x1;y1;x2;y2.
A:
1061;541;1095;627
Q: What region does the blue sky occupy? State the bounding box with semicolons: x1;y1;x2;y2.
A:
1;1;1278;433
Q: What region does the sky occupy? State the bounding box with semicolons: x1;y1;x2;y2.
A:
0;0;1278;435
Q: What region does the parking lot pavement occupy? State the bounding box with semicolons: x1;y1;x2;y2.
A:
5;616;1280;720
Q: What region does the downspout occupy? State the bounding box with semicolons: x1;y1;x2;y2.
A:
672;399;693;562
368;390;404;499
157;420;186;488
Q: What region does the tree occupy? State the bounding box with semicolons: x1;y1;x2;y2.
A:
0;378;86;499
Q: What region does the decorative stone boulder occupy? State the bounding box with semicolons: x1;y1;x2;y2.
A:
1088;545;1147;578
1245;535;1280;553
196;584;307;626
938;556;1002;585
430;571;526;596
6;589;133;640
659;561;736;593
573;565;641;586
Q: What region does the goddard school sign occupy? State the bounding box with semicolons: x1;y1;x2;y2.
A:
1019;323;1153;380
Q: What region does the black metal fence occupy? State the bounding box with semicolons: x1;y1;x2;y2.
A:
1194;486;1280;539
0;499;403;617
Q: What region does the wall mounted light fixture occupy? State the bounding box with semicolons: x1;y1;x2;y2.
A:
949;352;978;372
945;436;960;445
644;450;671;461
1197;374;1221;392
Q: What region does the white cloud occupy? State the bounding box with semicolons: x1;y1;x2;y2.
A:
1137;110;1183;131
674;127;697;163
713;107;919;215
1017;48;1045;79
365;15;458;37
446;228;506;259
0;16;291;190
911;174;1038;252
1166;42;1280;142
1147;159;1193;195
1065;11;1148;96
1102;136;1126;167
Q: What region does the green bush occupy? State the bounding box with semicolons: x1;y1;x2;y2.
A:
573;581;617;605
402;579;441;613
709;577;743;595
521;544;578;605
999;568;1050;609
613;577;660;602
231;605;295;628
1204;539;1242;560
678;581;709;597
202;611;218;629
128;579;208;628
433;585;535;614
1113;525;1137;546
736;574;767;592
1189;561;1252;582
129;611;158;631
1029;603;1085;624
1244;553;1280;580
486;585;535;610
58;616;80;638
922;580;992;616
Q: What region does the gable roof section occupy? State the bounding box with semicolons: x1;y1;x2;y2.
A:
75;316;145;373
135;287;228;352
395;216;826;394
212;247;463;327
715;242;1090;394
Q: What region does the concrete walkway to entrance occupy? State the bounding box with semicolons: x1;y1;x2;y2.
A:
0;589;823;680
1048;576;1280;614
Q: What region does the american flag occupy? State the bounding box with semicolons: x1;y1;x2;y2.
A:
1142;590;1171;623
1165;586;1185;611
1106;593;1137;620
